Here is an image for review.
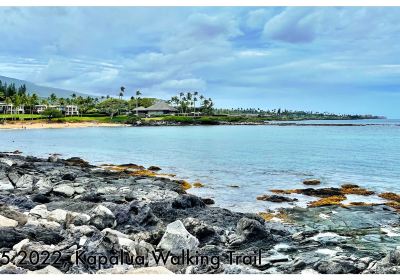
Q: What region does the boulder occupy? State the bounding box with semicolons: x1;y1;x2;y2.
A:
236;217;270;242
48;155;59;163
303;179;321;186
15;174;34;191
47;209;69;224
148;166;162;171
0;204;27;226
0;214;18;228
29;205;49;219
0;176;14;191
62;173;76;181
202;198;215;205
314;259;361;274
31;194;51;203
53;184;75;197
256;195;298;203
65;157;91;167
157;220;200;255
34;178;53;194
89;205;116;230
172;194;205;209
183;217;217;243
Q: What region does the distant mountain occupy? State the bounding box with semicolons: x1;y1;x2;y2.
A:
0;75;91;99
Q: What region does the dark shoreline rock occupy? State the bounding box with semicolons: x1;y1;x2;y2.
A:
0;153;399;274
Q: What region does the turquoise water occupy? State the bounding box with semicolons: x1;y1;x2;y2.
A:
1;120;399;212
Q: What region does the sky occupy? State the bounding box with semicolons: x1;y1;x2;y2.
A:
0;7;399;117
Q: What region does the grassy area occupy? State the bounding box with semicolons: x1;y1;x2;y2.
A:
0;114;44;120
53;116;124;123
0;114;129;123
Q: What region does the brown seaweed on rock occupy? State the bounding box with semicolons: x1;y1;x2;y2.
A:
270;184;374;198
378;192;400;203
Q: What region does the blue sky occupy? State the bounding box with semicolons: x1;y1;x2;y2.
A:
0;7;399;117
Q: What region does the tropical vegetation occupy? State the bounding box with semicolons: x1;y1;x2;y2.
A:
0;80;381;125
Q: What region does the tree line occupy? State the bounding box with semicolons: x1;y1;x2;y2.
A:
169;92;214;115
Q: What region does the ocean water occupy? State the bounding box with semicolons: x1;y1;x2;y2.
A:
1;119;399;213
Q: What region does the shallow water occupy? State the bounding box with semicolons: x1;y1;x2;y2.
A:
1;119;399;213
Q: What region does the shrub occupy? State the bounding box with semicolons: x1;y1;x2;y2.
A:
125;115;142;124
41;108;64;120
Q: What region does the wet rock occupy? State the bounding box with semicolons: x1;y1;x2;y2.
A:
365;246;400;273
202;198;215;205
31;193;51;204
172;194;205;209
65;157;91;167
256;195;298;203
314;258;361;274
309;232;347;245
303;179;321;185
89;205;116;230
80;193;104;203
53;184;75;197
0;225;64;248
0;195;36;210
62;173;76;181
183;217;217;244
236;217;270;243
148;166;162;171
157;220;200;254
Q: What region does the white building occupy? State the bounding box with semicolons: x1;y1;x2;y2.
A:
47;105;79;116
34;105;47;114
0;103;25;114
64;105;79;116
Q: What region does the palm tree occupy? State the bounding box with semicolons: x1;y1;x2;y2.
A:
135;90;142;116
119;87;125;100
49;93;57;105
29;93;39;120
170;96;179;108
4;96;12;119
193;92;199;116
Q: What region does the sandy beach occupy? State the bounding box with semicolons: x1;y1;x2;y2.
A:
0;121;127;130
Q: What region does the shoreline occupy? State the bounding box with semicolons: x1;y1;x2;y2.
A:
0;153;399;274
0;119;395;130
0;121;127;130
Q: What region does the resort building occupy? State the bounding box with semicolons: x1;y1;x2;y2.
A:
133;101;178;116
132;106;147;116
63;105;79;116
47;105;79;116
34;105;48;114
0;103;25;114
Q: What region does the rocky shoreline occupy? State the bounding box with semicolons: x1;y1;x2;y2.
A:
0;153;399;274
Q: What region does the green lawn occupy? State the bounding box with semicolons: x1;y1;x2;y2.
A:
53;115;129;123
0;114;44;120
0;114;129;123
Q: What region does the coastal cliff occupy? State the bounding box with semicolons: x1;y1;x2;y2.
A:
0;153;399;274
